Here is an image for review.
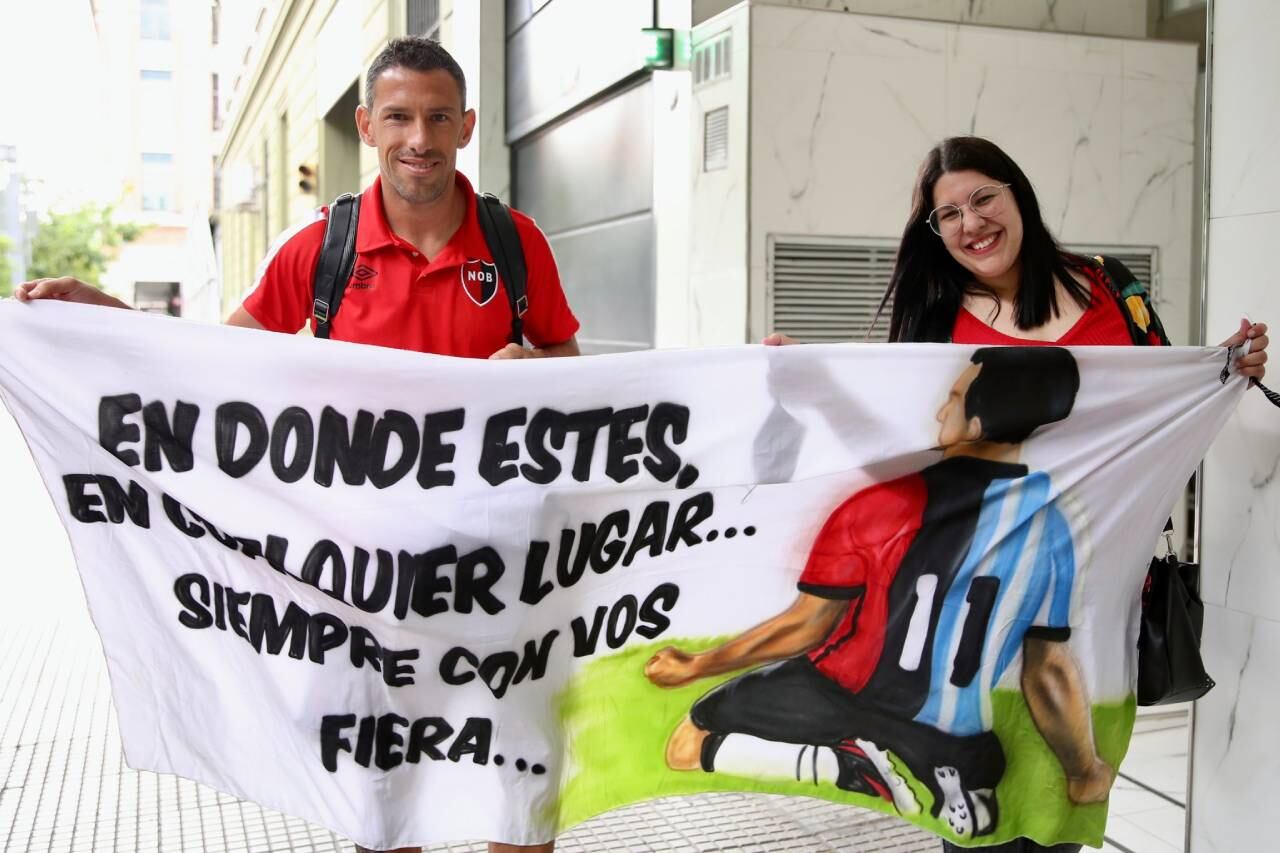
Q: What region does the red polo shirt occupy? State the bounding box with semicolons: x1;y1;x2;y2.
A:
242;173;579;358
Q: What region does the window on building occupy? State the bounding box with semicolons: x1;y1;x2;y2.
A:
140;69;172;82
212;155;221;211
140;0;171;40
211;1;220;45
693;31;733;87
211;74;221;130
407;0;441;39
703;107;729;172
141;152;176;211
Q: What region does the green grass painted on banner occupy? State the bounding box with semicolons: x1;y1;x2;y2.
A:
551;637;1136;848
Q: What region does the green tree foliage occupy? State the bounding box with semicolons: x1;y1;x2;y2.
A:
28;205;140;286
0;235;13;297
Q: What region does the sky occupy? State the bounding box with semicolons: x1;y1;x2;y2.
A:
0;0;119;208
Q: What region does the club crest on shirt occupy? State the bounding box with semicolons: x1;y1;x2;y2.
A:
460;259;499;306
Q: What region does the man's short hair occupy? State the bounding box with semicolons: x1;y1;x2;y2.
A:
964;347;1080;444
365;36;467;109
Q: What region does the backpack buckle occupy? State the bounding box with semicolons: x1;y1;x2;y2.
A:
514;295;529;317
313;298;330;323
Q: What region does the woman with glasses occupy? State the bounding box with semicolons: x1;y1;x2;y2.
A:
766;135;1268;853
877;135;1270;355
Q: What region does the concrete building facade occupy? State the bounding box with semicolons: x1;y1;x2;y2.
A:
0;144;31;291
217;0;464;311
91;0;223;321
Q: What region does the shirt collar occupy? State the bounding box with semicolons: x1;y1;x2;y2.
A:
354;176;396;253
355;172;486;267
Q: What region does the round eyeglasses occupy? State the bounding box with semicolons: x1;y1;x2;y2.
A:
927;183;1012;237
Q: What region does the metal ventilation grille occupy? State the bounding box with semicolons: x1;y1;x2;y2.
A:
703;107;728;172
769;237;897;343
769;241;1158;344
407;0;440;38
693;31;732;87
1066;244;1159;300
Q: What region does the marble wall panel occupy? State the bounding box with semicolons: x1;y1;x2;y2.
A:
1191;3;1280;849
751;7;949;56
1123;37;1200;85
1049;74;1126;242
750;45;945;236
695;0;1147;38
1063;35;1125;78
1199;210;1280;616
1189;605;1280;852
687;4;753;345
1205;0;1280;220
1118;76;1197;340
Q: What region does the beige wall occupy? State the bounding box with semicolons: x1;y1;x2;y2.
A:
216;0;479;314
217;0;404;314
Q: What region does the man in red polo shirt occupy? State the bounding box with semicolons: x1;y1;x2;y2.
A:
231;38;578;359
18;37;579;364
19;35;575;853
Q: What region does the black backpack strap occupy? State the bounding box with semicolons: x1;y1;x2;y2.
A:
475;192;528;346
312;193;361;340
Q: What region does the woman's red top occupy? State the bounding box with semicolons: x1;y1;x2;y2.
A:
951;265;1133;346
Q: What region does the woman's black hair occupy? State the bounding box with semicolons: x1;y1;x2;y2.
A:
879;136;1092;343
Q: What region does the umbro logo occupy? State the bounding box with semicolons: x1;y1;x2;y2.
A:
349;264;377;290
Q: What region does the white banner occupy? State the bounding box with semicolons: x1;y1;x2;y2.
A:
0;301;1247;848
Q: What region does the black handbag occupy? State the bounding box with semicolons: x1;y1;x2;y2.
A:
1136;528;1215;706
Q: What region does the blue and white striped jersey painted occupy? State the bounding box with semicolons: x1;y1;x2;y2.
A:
914;471;1086;736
